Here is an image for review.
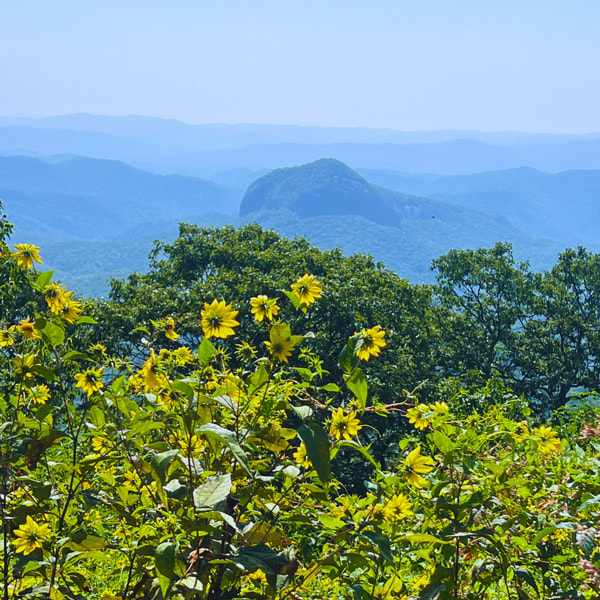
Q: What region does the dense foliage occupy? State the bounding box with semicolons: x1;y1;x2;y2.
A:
3;205;600;599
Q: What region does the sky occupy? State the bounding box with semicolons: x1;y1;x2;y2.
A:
1;1;599;132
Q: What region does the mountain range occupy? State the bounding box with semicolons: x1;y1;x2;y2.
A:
3;114;600;297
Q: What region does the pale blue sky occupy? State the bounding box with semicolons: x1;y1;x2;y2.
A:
1;1;599;132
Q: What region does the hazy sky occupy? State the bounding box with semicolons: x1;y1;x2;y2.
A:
2;1;599;132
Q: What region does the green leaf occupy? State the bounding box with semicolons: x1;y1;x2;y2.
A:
155;541;177;597
432;430;455;454
193;474;232;508
62;351;90;362
248;365;269;396
338;440;379;469
233;543;295;575
282;290;301;310
198;423;252;475
346;367;368;412
320;383;340;393
39;321;65;347
31;365;58;381
197;337;216;366
35;270;54;289
576;525;596;558
75;316;98;325
338;337;359;375
319;515;346;530
149;450;180;484
291;405;313;420
362;530;393;562
298;423;330;483
418;580;447;600
513;566;539;594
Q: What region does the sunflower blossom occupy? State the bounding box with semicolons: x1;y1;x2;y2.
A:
13;515;51;555
11;244;43;270
265;334;296;362
291;274;322;306
533;425;562;455
384;493;413;521
293;443;312;469
164;317;179;340
139;349;168;391
250;295;280;322
29;384;50;405
43;283;73;313
74;367;104;396
355;325;387;361
58;299;83;324
329;408;362;440
0;326;16;347
405;446;434;488
406;404;433;430
17;318;41;340
201;300;239;339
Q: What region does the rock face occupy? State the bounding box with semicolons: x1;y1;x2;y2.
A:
240;158;406;226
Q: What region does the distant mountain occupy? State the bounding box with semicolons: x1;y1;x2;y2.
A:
0;155;240;240
4;113;599;148
5;117;600;177
238;159;574;282
240;158;502;227
357;167;600;247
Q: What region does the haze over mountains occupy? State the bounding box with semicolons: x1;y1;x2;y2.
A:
2;113;600;296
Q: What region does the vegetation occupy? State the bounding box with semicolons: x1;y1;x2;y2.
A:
4;203;600;598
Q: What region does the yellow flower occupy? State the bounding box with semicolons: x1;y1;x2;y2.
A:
43;283;72;313
329;408;362;440
13;354;35;380
57;299;83;324
293;443;312;469
17;318;41;340
164;317;179;341
74;367;104;396
291;274;322;306
175;434;205;457
265;335;295;362
533;425;562;455
139;349;169;391
431;402;450;416
11;243;43;270
201;299;239;339
406;404;432;430
355;325;387;361
29;384;50;405
384;493;413;521
250;295;280;322
0;326;16;347
13;515;51;555
91;436;112;454
405;446;434;488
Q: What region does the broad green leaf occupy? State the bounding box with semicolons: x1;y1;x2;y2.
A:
75;316;98;325
248;365;269;396
319;515;346;530
418;581;447;600
155;541;177;597
513;566;538;594
338;337;359;375
198;423;252;475
193;474;232;508
35;270;54;289
149;450;180;484
291;405;313;420
298;423;330;483
362;530;393;562
320;383;340;393
282;290;301;310
346;367;368;412
197;337;216;365
432;430;455;454
39;321;65;347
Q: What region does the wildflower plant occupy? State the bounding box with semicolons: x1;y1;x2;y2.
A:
1;217;600;599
